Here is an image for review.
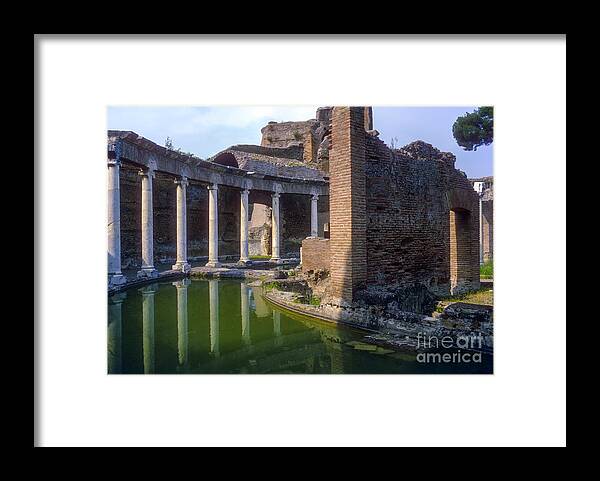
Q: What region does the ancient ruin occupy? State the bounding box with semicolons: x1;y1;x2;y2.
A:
108;106;489;331
470;176;494;264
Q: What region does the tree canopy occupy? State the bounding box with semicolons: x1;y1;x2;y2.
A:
452;107;493;151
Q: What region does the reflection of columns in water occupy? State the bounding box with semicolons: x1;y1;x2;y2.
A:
140;286;157;374
273;310;282;346
329;344;344;374
240;282;251;346
174;278;190;366
107;292;126;373
209;279;220;356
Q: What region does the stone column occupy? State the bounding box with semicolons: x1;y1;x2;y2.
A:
310;194;319;237
172;177;191;273
107;292;126;374
209;279;220;357
239;189;251;265
206;183;220;268
270;192;281;263
140;286;157;374
137;170;158;279
107;159;126;287
173;279;190;368
241;282;251;346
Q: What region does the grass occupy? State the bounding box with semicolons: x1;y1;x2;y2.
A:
309;296;321;306
250;255;270;260
439;288;493;306
480;260;493;279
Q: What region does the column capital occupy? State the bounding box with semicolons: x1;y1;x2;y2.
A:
207;182;219;191
174;176;189;187
241;188;250;196
311;193;319;201
139;168;155;178
272;192;281;199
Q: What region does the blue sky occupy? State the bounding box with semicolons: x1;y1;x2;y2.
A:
108;106;493;178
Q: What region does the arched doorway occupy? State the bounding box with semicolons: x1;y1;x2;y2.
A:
449;207;473;295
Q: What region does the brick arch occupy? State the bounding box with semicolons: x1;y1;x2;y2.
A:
449;207;473;294
447;187;475;213
447;187;479;294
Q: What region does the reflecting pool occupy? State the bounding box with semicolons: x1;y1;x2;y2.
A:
108;279;492;374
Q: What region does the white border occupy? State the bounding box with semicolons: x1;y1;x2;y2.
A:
36;36;566;447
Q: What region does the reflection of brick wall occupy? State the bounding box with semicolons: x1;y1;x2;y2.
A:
301;238;330;272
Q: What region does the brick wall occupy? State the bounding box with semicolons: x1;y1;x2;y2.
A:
301;238;331;272
325;108;480;305
363;137;480;297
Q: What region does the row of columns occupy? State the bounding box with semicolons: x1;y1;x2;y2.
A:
108;279;283;373
108;159;321;287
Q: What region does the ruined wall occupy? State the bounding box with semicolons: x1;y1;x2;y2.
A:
302;238;331;272
280;194;311;256
364;138;480;297
259;113;331;170
120;168;142;269
248;203;271;256
187;183;209;258
323;107;480;308
153;175;177;262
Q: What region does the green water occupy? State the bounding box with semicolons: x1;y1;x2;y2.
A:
108;279;492;374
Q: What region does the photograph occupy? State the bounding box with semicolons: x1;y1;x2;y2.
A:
35;35;566;447
107;106;494;374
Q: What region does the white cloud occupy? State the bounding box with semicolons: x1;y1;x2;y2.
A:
107;105;320;158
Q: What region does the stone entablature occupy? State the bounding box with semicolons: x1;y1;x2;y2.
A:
108;130;328;197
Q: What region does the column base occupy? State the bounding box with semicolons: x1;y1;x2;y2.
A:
137;267;159;279
270;257;283;264
172;261;191;273
205;261;221;268
108;273;127;288
237;259;252;267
